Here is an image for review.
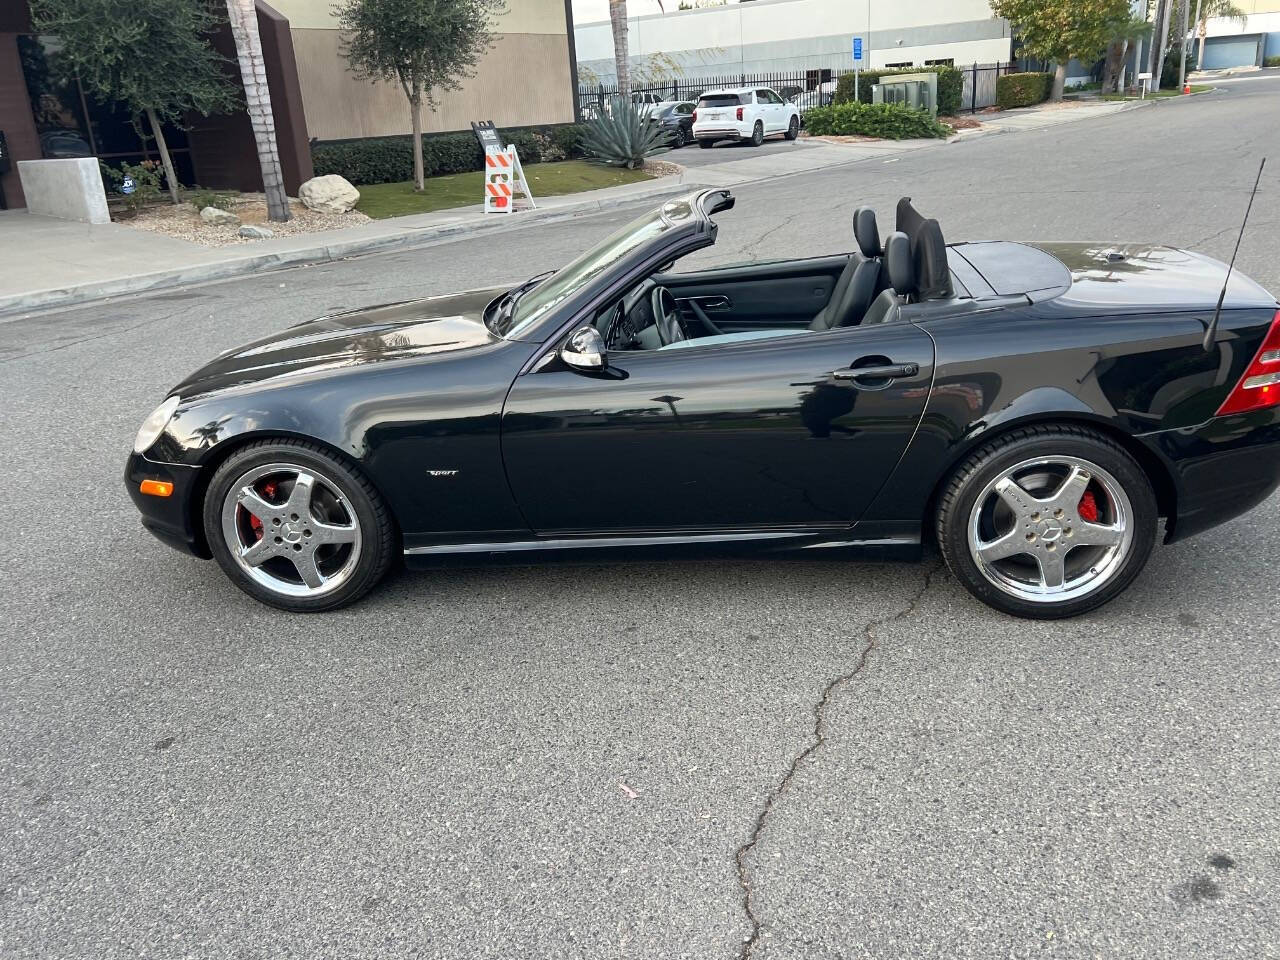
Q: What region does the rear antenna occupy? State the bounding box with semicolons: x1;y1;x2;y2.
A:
1203;157;1266;352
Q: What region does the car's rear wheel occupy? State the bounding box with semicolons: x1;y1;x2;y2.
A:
749;121;765;146
203;440;395;612
785;115;800;140
936;425;1157;619
698;138;715;149
673;126;687;148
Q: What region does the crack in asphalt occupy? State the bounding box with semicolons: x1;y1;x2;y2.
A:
733;561;944;960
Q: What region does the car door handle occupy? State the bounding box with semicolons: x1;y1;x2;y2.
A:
831;362;919;381
684;295;730;310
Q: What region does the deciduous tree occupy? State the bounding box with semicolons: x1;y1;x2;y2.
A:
335;0;504;192
30;0;238;204
991;0;1134;101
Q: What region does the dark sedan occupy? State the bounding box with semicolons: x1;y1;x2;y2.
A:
653;100;695;148
127;190;1280;618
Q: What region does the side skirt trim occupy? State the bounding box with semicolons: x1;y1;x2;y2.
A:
404;531;920;557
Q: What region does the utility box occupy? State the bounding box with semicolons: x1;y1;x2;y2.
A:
871;72;938;116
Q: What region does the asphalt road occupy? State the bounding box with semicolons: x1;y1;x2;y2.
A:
668;134;817;167
3;79;1280;959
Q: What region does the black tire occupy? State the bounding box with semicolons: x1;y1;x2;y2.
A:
203;440;395;612
935;425;1158;619
673;127;687;148
785;115;800;140
749;121;765;146
698;138;715;149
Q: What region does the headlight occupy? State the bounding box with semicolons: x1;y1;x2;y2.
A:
133;395;180;454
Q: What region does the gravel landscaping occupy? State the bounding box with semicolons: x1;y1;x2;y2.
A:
118;193;371;247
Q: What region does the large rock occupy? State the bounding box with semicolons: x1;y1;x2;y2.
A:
298;175;360;214
238;225;274;240
200;205;240;226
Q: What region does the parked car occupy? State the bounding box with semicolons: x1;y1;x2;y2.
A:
692;87;801;148
39;128;93;159
652;100;696;148
581;90;665;121
789;80;837;116
127;190;1280;618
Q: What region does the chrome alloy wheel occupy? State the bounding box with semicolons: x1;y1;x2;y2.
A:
966;456;1133;604
220;463;362;599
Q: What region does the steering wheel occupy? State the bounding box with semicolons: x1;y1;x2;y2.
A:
650;286;687;347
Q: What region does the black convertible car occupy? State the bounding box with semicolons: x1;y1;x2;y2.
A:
127;190;1280;618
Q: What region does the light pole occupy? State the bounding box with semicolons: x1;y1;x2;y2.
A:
1178;0;1192;92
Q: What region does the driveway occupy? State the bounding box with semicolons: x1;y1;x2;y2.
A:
669;134;818;167
2;75;1279;959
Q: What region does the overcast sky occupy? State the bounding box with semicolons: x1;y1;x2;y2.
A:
571;0;739;26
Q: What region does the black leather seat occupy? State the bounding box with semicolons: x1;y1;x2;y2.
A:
809;206;882;331
862;231;914;325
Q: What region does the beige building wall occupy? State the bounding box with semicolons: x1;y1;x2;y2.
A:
266;0;576;140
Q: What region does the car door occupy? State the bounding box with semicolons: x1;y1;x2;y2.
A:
755;89;777;132
500;323;934;535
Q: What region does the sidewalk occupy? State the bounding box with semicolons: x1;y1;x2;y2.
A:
0;96;1152;319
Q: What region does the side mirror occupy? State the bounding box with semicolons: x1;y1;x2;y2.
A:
560;324;607;372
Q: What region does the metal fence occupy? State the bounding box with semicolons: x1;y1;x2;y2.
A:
577;63;1014;117
960;63;1013;111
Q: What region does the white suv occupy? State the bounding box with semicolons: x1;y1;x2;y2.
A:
692;87;801;148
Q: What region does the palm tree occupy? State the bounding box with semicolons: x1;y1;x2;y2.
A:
608;1;666;97
1102;17;1148;93
225;0;291;222
609;0;630;95
1191;0;1248;68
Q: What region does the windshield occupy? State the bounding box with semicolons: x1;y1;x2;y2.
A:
498;198;697;339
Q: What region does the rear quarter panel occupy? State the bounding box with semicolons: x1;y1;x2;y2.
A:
860;300;1276;530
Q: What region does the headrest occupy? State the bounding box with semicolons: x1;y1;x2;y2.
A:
881;231;914;295
853;206;881;259
896;197;953;300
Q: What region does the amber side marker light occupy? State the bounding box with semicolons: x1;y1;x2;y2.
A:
140;479;174;497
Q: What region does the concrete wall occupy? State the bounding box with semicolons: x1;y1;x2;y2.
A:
574;0;1011;80
271;0;576;140
17;158;109;223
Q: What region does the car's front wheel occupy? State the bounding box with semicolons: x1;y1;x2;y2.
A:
203;440;395;612
785;115;800;140
749;121;765;147
672;126;687;148
936;425;1157;619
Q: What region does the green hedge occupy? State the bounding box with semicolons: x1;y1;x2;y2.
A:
312;123;590;186
995;72;1053;109
1265;55;1280;68
834;65;963;116
803;101;952;139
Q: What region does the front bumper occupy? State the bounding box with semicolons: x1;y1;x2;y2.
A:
124;452;210;558
1140;408;1280;543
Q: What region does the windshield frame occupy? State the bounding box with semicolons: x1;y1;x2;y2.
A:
492;191;723;343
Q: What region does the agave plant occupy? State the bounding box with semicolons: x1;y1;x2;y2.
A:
580;96;671;170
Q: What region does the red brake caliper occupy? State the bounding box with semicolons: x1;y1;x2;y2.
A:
248;480;278;540
1078;489;1099;523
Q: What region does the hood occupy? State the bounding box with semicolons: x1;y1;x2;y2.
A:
172;286;507;398
1030;242;1278;312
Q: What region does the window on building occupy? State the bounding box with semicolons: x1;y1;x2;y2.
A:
925;58;954;67
885;61;913;69
17;34;194;183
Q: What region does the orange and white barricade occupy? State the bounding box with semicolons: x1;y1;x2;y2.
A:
484;146;535;214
